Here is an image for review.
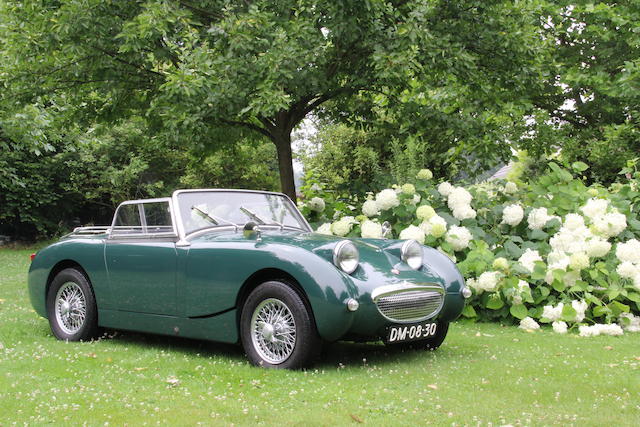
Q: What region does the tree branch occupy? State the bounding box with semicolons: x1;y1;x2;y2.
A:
92;45;165;77
178;1;223;22
221;119;272;139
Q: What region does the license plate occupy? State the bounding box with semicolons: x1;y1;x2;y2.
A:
386;322;437;343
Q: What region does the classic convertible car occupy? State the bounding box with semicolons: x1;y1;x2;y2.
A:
28;189;470;368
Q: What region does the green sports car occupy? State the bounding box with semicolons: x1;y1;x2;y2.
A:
28;189;470;368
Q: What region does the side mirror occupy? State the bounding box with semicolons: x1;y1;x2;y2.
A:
381;221;392;239
243;221;262;242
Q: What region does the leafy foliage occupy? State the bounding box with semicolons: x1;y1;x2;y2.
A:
0;0;553;199
522;1;640;183
0;117;279;240
301;162;640;333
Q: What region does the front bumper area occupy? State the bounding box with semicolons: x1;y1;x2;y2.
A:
371;282;445;324
341;281;467;340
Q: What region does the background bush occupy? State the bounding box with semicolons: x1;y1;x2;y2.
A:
300;160;640;334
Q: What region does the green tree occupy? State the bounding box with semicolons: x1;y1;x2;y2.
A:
299;123;390;194
308;0;549;186
1;0;548;201
522;1;640;183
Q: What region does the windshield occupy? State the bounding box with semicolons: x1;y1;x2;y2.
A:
176;191;309;235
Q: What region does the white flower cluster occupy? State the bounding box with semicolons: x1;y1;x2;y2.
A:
331;216;357;237
527;207;556;230
401;183;415;196
541;302;563;321
545;211;613;281
360;220;383;238
592;212;627;238
375;189;400;211
578;323;623;337
501;204;524;226
467;271;502;294
492;257;509;271
518;249;542;273
437;182;454;197
549;214;592;254
572;300;588;322
446;187;477;221
478;271;501;292
445;225;472;251
615;238;640;263
519;317;540;331
542;300;587;323
419;214;448;238
399;225;426;244
586;238;612;258
316;223;333;235
362;200;380;217
417;169;433;180
618;313;640;332
416;205;436;221
581;198;608;218
581;198;627;238
552;321;568;334
615;239;640;289
307;197;326;213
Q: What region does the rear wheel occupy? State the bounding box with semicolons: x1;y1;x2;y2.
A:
240;281;321;369
387;322;449;351
46;268;99;341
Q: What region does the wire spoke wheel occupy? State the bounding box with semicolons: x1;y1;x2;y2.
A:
250;298;297;364
54;281;87;335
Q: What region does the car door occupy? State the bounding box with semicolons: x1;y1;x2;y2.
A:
105;200;178;316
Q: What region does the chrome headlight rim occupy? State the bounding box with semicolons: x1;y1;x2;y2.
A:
401;239;423;270
333;240;359;274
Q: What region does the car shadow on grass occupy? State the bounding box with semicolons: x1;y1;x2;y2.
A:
97;328;247;362
94;328;439;369
317;340;444;369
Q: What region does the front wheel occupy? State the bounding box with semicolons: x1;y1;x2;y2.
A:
46;268;99;341
240;281;321;369
387;322;450;351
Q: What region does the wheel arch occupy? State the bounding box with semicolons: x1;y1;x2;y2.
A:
46;260;92;300
235;268;318;336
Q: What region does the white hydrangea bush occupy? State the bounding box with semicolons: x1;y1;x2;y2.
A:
301;162;640;335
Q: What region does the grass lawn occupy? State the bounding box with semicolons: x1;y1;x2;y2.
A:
1;245;638;426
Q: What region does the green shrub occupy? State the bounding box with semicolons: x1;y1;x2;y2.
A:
300;162;640;335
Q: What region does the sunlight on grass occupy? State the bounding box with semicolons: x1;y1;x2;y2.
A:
1;246;638;425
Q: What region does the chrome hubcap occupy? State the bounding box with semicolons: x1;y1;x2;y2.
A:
54;282;87;335
250;298;296;364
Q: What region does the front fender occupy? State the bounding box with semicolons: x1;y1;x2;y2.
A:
183;241;360;341
422;247;467;321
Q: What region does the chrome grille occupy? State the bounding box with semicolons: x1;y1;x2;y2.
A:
374;289;444;322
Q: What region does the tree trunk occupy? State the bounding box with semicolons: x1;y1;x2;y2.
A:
272;132;297;203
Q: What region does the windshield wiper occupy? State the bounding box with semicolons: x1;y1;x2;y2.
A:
240;206;266;224
191;206;239;229
240;206;291;231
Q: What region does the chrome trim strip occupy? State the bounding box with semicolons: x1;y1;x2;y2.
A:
171;189;313;240
109;198;179;239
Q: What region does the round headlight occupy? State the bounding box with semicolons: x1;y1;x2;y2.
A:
401;239;423;270
333;240;359;274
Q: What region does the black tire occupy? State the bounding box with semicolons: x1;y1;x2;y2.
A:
240;281;321;369
46;268;99;341
387;322;450;351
